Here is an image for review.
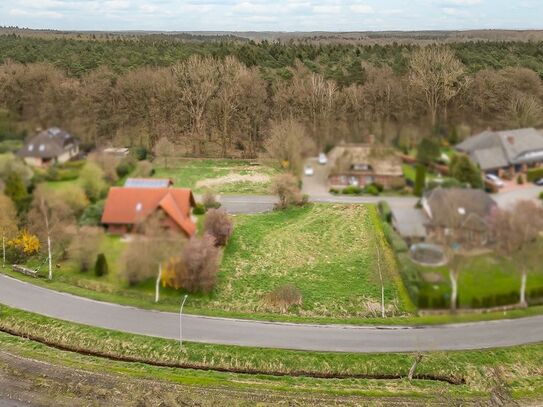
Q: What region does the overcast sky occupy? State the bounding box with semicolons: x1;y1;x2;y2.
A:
1;0;542;32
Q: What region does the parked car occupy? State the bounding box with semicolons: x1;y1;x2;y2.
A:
304;165;314;176
485;173;505;188
535;178;543;186
318;153;328;165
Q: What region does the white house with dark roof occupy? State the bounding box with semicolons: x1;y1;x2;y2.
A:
456;128;543;176
17;127;79;167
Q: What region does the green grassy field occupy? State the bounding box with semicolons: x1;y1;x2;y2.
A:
188;204;411;318
153;158;280;194
0;306;542;403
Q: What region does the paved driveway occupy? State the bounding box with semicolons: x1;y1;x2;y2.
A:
1;275;543;353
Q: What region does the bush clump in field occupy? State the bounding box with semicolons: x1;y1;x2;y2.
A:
68;226;104;273
202;190;221;209
204;209;233;247
193;203;206;215
116;156;137;178
271;173;305;209
94;253;108;277
179;234;220;293
264;284;303;313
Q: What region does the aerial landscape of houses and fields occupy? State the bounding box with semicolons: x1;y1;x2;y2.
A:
1;2;543;406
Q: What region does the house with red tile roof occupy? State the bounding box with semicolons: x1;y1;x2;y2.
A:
101;187;196;237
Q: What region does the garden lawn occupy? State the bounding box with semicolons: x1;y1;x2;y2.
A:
411;240;543;309
187;204;411;318
153;158;280;194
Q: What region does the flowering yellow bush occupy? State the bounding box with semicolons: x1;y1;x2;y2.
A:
8;230;40;255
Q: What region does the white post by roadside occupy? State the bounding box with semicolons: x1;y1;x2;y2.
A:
155;263;162;303
179;294;188;349
2;235;5;269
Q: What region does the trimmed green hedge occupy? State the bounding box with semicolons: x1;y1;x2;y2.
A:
527;167;543;182
382;222;408;253
377;201;392;223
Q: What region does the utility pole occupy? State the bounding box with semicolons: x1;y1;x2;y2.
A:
179;294;188;350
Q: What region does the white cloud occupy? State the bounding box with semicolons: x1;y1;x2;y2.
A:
350;4;374;14
9;8;64;18
312;5;342;14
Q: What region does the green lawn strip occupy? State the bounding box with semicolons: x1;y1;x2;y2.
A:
3;265;543;326
153;158;279;194
1;305;542;400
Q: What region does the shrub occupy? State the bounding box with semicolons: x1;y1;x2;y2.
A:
342;185;362;195
68;226;104;273
517;174;524;185
193;203;206;215
80;162;107;202
45;166;79;182
540;191;543;201
329;188;340;194
527;167;543;182
372;182;384;192
116;156;137;178
202;190;221;209
204;209;234;247
414;164;426;197
270;173;304;209
94;253;109;277
132;160;153;178
180;234;220;293
79;201;105;226
122;239;159;285
4;171;28;211
264;284;302;313
133;146;149;161
365;184;380;196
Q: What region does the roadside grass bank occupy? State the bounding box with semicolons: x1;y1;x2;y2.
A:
0;305;542;401
3;267;543;326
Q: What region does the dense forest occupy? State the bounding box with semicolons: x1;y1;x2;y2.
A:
1;33;543;157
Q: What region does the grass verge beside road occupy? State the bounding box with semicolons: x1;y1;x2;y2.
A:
0;305;542;402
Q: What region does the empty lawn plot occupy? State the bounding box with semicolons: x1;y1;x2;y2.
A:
153;158;280;194
188;204;413;318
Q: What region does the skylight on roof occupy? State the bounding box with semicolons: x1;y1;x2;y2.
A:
458;207;466;215
39;144;45;152
28;144;34;151
136;203;143;212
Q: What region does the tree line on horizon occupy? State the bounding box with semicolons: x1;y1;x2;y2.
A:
1;34;543;158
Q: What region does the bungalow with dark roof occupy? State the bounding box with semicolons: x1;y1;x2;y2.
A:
422;188;497;247
455;128;543;178
17;127;79;167
101;187;196;237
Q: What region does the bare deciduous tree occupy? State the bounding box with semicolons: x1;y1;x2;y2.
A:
204;209;233;247
409;46;468;127
491;200;543;307
180;233;220;293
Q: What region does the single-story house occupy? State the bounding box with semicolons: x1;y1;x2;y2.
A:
455;128;543;177
17;127;79;167
422;188;497;247
101;186;196;237
327;143;405;189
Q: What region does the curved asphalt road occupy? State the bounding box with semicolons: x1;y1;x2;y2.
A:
1;275;542;353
